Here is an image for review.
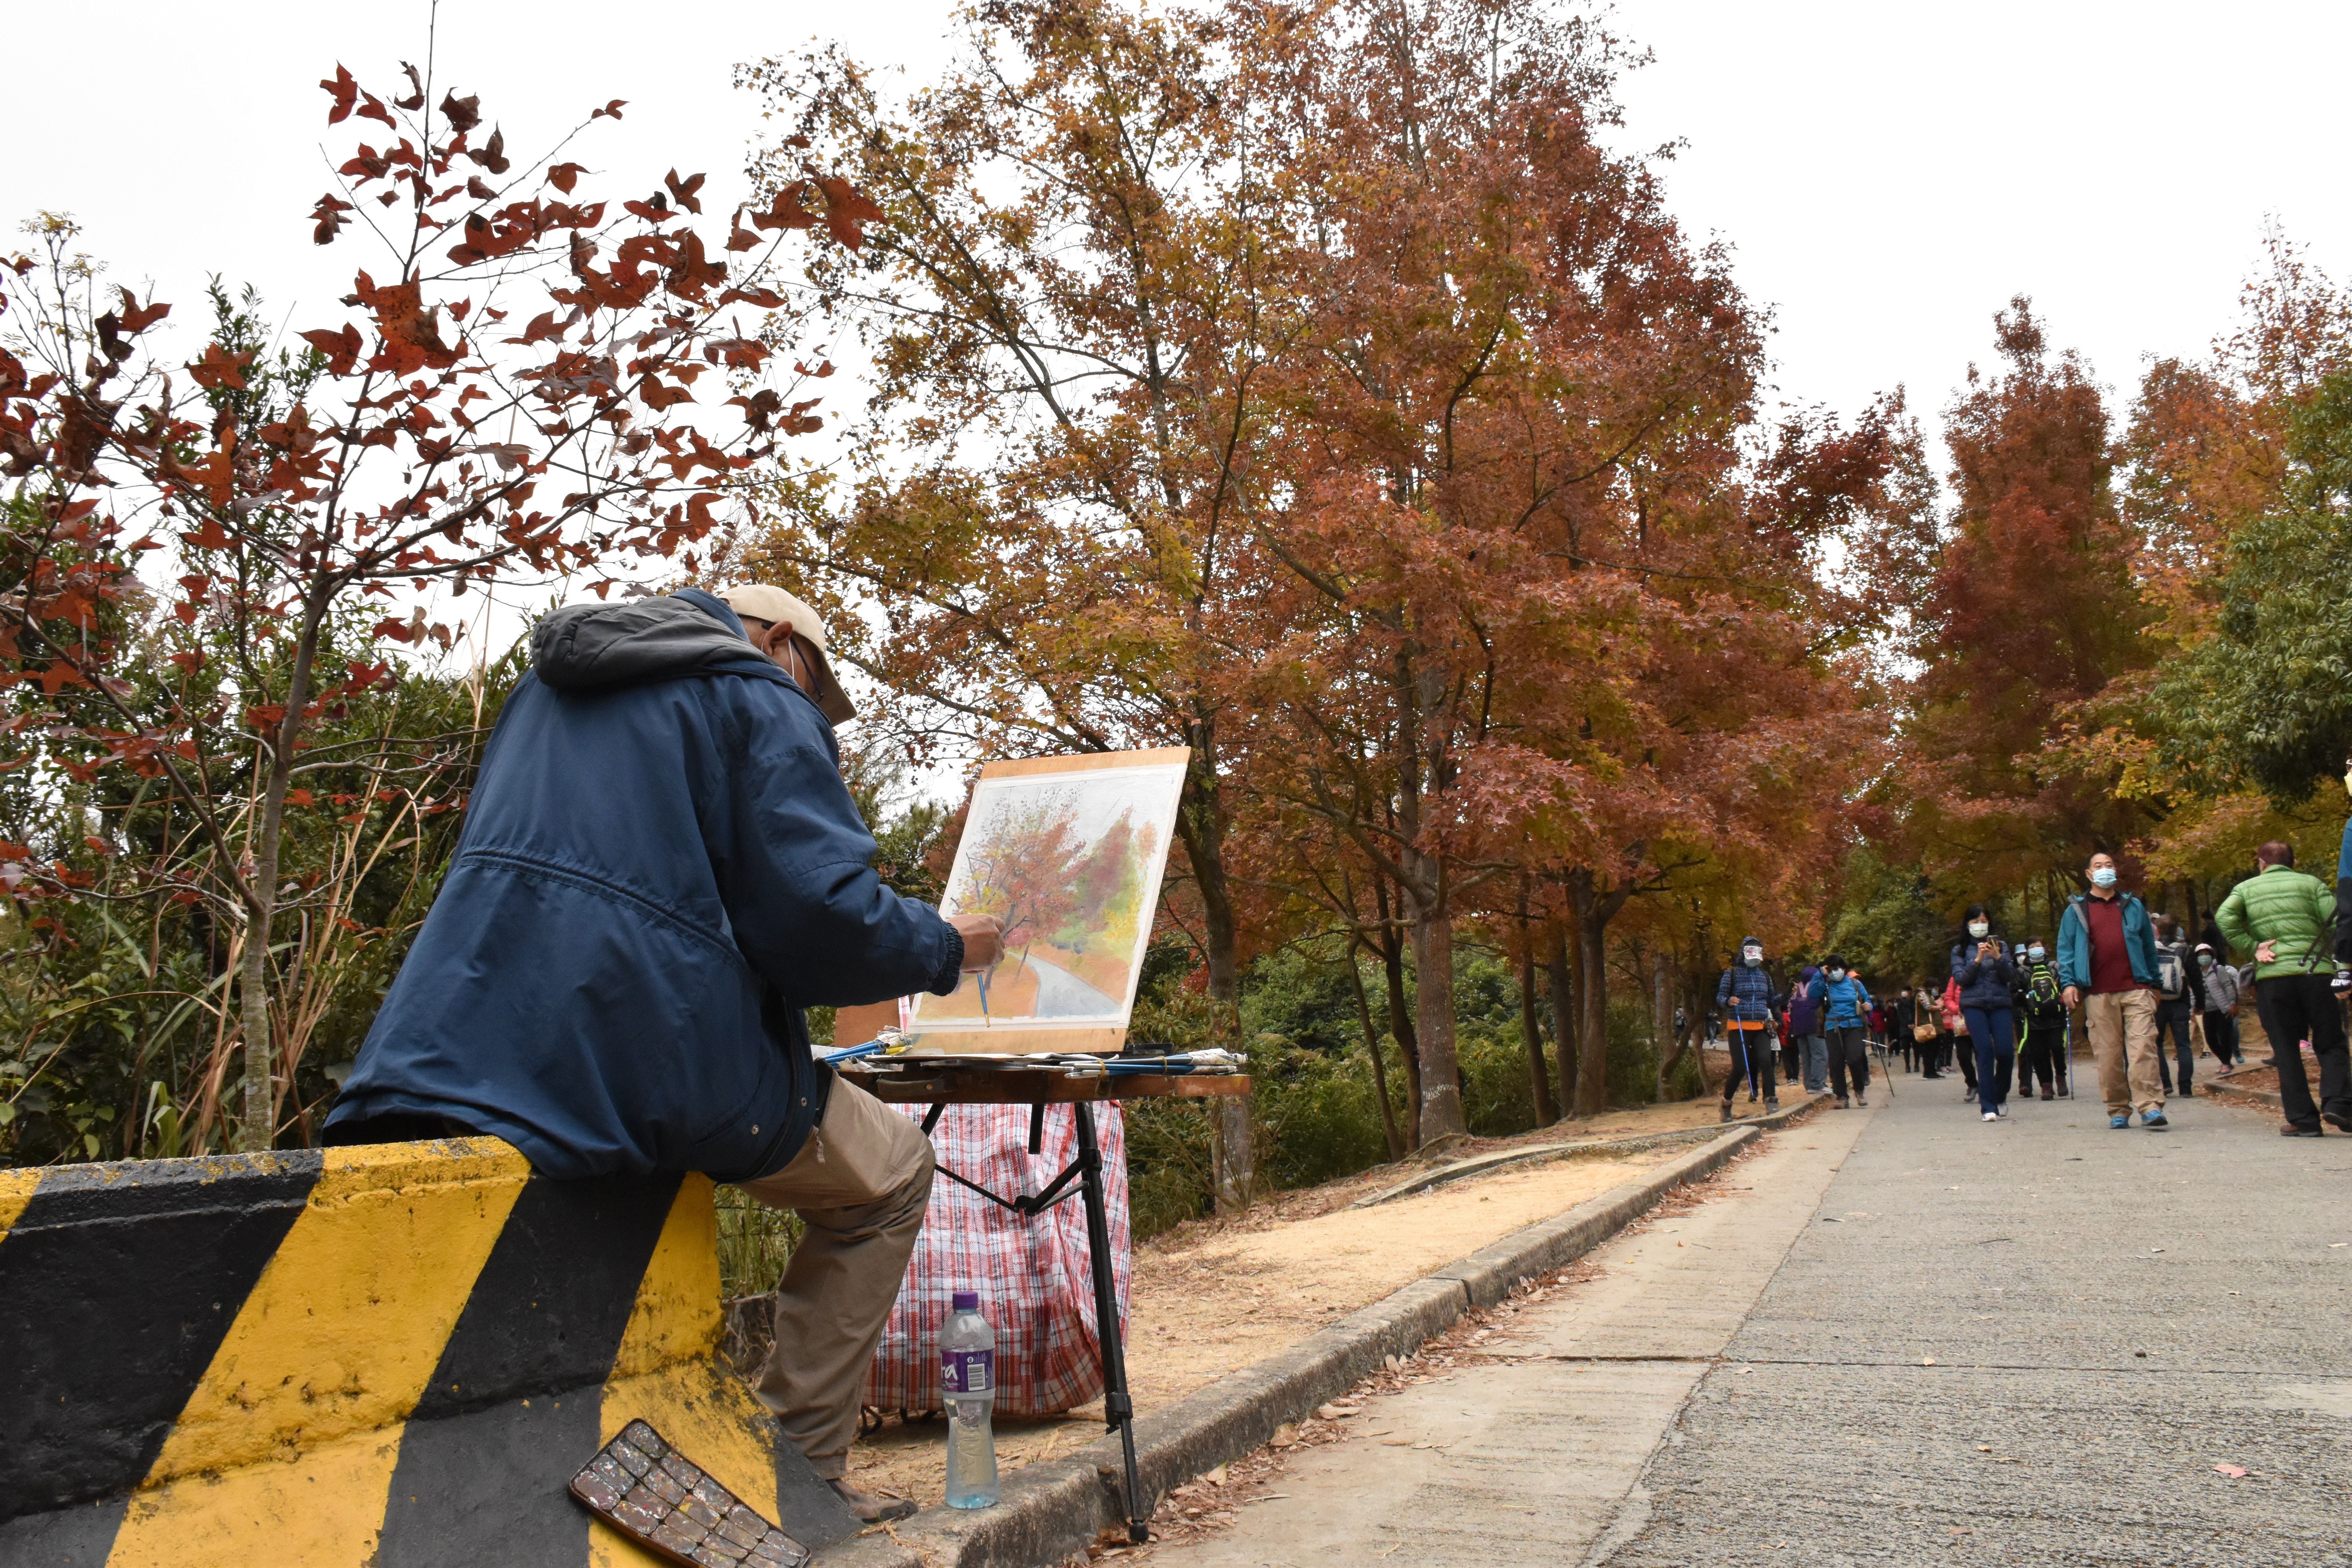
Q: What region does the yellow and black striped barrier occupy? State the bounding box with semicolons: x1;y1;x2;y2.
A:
0;1140;855;1566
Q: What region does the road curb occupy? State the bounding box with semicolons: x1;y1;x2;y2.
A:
1348;1092;1825;1210
2203;1079;2286;1111
815;1118;1788;1568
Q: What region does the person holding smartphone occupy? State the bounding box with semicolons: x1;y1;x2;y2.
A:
1952;904;2019;1121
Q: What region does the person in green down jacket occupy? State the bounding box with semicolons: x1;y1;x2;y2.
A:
2216;840;2347;1137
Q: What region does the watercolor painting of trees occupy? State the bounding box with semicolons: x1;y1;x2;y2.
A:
909;750;1187;1051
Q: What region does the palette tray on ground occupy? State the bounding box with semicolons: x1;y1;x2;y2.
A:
570;1419;810;1568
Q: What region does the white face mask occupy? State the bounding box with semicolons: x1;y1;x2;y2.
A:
1828;968;1846;980
2090;866;2117;889
1968;921;1989;939
2028;946;2045;962
1742;949;1763;968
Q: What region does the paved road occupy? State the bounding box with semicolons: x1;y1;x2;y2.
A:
1027;955;1119;1018
1148;1082;2352;1567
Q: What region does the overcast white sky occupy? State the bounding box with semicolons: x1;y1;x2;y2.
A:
5;0;2345;488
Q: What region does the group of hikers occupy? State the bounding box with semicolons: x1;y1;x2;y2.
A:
1710;835;2352;1138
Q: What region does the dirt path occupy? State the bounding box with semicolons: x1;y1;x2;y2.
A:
845;1098;1732;1506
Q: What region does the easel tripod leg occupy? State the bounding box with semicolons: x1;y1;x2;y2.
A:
1073;1101;1149;1543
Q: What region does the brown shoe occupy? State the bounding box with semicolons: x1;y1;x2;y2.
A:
829;1480;919;1523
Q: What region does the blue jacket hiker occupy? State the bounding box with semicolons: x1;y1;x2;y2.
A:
1716;935;1783;1118
1818;970;1873;1029
1815;956;1875;1107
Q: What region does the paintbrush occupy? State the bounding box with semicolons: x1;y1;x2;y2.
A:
976;966;992;1026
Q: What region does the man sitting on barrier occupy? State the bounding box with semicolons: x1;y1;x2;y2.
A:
327;583;998;1524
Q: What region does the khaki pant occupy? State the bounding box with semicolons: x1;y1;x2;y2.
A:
2083;987;2163;1116
734;1076;935;1479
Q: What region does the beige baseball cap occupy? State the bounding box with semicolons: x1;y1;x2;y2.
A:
716;584;859;725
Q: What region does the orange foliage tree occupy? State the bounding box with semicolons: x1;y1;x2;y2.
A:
1239;0;1881;1127
1895;298;2153;915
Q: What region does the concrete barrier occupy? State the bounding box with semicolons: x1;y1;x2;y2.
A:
0;1139;855;1566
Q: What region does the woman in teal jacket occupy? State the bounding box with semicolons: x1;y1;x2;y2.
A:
1817;956;1875;1108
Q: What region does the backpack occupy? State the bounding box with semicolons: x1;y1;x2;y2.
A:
2155;943;2186;1000
2025;963;2062;1008
1940;977;1964;1030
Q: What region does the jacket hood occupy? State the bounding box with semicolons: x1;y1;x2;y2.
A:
531;588;759;692
1739;935;1762;950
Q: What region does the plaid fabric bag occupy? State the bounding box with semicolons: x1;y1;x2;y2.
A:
861;1100;1133;1418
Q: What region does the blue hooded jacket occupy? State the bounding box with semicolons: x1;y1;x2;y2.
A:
325;589;962;1181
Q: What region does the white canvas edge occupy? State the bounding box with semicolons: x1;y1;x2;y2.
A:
911;759;1191;1035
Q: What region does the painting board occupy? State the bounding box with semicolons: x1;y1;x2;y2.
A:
904;747;1190;1056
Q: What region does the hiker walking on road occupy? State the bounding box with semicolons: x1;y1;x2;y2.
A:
1817;956;1874;1108
1941;974;1976;1098
2056;850;2168;1131
2150;913;2208;1097
1789;964;1828;1094
1953;904;2018;1121
1912;985;1947;1078
2013;937;2072;1100
2216;840;2348;1137
2195;942;2243;1070
1717;936;1783;1122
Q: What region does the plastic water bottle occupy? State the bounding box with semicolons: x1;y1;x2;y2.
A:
941;1290;999;1509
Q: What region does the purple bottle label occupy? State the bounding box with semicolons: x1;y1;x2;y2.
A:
942;1348;993;1395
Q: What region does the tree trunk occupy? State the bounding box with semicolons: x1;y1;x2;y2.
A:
1568;868;1632;1117
1377;880;1423;1148
1548;922;1576;1119
1346;949;1406;1160
1517;888;1556;1127
1408;900;1467;1141
236;904;274;1152
237;595;328;1152
1180;769;1254;1214
1653;954;1679;1102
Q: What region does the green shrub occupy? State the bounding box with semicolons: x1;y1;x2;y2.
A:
1663;1041;1706;1100
1605;998;1660;1107
1250;1032;1391;1191
715;1185;802;1297
1458;1025;1544;1137
1123;1093;1216;1239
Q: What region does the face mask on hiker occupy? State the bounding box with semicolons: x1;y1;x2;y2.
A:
2089;864;2118;889
2029;945;2046;963
1827;967;1846;980
2199;951;2215;969
1967;920;1989;939
1742;945;1764;968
